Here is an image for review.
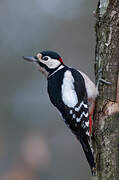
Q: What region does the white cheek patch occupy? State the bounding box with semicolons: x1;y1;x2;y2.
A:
40;58;61;69
62;70;78;108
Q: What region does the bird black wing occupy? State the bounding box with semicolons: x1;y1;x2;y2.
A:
61;68;95;173
64;68;90;138
48;67;90;138
47;67;95;173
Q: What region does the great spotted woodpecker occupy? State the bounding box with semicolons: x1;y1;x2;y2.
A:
23;51;98;175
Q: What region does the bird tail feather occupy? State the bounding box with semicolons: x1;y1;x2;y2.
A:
77;129;96;176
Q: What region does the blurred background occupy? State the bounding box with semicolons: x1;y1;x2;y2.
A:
0;0;97;179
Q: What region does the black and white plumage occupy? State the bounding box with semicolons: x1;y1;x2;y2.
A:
23;50;98;175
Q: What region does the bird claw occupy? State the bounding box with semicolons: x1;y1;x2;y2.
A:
96;69;112;87
92;167;96;176
99;78;112;85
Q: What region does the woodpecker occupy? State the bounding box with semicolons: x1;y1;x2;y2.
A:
23;51;98;175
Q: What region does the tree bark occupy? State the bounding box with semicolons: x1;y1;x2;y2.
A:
93;0;119;179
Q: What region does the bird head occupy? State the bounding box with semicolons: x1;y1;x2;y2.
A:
23;51;64;77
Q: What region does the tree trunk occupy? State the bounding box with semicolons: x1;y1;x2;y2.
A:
93;0;119;179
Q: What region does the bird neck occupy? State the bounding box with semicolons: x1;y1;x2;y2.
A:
48;64;65;79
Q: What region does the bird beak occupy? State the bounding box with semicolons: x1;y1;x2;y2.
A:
23;56;37;62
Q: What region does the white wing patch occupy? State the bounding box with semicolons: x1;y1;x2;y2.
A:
62;70;78;107
70;110;73;114
75;101;88;112
72;114;76;119
85;120;89;127
76;112;88;123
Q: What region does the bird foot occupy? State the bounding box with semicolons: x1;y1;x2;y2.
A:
96;69;112;88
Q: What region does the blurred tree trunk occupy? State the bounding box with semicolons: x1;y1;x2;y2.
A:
92;0;119;179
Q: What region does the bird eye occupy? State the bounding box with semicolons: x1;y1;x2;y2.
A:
42;56;49;61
